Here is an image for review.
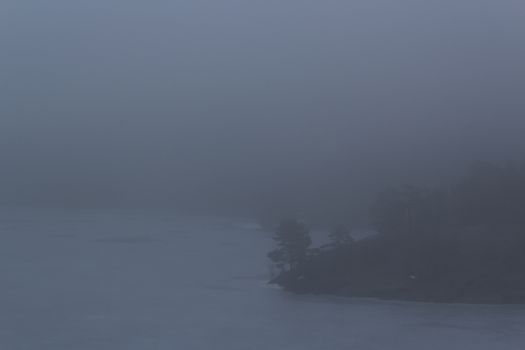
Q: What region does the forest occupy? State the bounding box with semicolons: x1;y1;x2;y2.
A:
268;161;525;303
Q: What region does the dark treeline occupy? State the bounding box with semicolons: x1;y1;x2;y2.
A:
268;161;525;304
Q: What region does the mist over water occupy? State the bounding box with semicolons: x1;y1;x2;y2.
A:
0;209;524;349
2;1;525;348
2;0;525;217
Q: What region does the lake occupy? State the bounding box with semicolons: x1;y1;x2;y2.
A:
1;208;524;349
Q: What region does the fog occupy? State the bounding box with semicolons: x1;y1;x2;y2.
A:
2;0;525;218
4;2;525;348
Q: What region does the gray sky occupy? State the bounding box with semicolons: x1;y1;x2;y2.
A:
1;0;525;214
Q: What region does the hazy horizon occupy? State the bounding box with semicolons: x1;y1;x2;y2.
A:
2;0;525;218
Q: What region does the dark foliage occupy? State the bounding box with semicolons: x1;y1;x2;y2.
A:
267;219;312;272
269;162;525;304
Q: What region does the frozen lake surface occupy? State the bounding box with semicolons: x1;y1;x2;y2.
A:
1;208;525;349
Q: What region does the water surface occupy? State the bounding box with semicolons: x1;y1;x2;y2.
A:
1;208;524;349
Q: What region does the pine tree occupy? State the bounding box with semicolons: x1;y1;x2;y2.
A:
268;219;311;271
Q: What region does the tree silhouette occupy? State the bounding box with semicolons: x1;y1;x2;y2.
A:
268;219;311;271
